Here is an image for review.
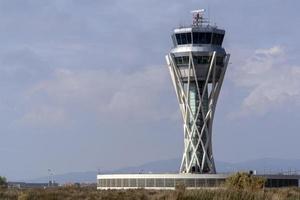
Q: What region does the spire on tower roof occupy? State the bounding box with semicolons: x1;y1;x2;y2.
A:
191;9;209;26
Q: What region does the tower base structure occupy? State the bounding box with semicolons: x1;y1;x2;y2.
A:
97;173;299;190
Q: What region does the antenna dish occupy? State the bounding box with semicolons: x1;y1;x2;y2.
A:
191;9;205;14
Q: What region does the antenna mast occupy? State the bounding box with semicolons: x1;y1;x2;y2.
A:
191;9;209;26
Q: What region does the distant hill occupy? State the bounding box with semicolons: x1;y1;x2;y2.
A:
217;158;300;174
29;158;300;184
29;158;181;184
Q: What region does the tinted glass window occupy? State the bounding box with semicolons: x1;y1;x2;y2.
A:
181;33;187;44
138;179;145;187
212;33;224;45
207;179;216;187
186;33;192;44
175;33;192;45
110;179;115;187
175;179;185;186
200;33;211;44
130;179;137;187
212;34;217;44
216;57;224;66
185;179;195;187
205;33;212;44
182;56;189;64
116;179;122;187
123;179;129;187
196;179;206;187
193;56;211;64
146;179;155;187
175;56;189;65
175;57;182;64
193;32;212;44
219;34;224;45
192;32;199;44
176;34;182;45
165;179;175;187
199;33;205;43
155;179;164;187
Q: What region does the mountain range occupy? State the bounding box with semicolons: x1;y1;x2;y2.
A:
29;158;300;184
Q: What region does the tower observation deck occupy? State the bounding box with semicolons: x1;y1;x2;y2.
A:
166;9;230;174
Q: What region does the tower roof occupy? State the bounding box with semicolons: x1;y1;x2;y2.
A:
175;9;223;32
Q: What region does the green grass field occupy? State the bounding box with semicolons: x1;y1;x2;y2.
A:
1;187;300;200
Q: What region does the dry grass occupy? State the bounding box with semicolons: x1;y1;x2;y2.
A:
0;187;300;200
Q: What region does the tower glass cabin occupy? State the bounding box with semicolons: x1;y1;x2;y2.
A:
166;10;230;174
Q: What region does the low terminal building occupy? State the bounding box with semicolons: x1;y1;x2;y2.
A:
8;182;58;189
97;173;299;190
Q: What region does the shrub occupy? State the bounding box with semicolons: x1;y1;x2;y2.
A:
175;183;186;200
0;186;300;200
225;172;266;191
0;176;7;189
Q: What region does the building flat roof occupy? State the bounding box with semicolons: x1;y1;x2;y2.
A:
97;173;300;180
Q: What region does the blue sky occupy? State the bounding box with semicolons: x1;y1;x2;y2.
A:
0;0;300;181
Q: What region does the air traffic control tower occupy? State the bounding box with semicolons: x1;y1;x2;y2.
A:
165;9;230;174
97;10;299;189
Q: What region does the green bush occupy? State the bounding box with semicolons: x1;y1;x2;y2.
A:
225;172;266;191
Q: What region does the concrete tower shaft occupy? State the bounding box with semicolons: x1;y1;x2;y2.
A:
166;10;230;174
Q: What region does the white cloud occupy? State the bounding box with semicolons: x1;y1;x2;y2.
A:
20;105;67;127
22;65;177;127
255;46;283;56
230;46;300;117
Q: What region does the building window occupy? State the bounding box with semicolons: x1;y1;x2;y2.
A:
175;56;190;65
175;179;185;187
185;179;195;187
155;179;165;187
206;179;216;187
181;34;187;44
130;179;137;187
192;32;199;44
123;179;129;187
176;34;182;45
106;179;110;187
165;179;175;187
103;179;107;187
212;33;224;46
116;179;122;187
146;179;155;187
138;179;145;188
216;57;224;66
193;56;211;64
110;179;116;187
193;32;212;44
196;179;206;187
175;33;192;45
187;33;192;44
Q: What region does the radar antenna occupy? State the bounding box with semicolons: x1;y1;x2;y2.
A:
191;9;209;26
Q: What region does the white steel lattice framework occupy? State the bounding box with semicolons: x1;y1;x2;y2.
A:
166;52;230;174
